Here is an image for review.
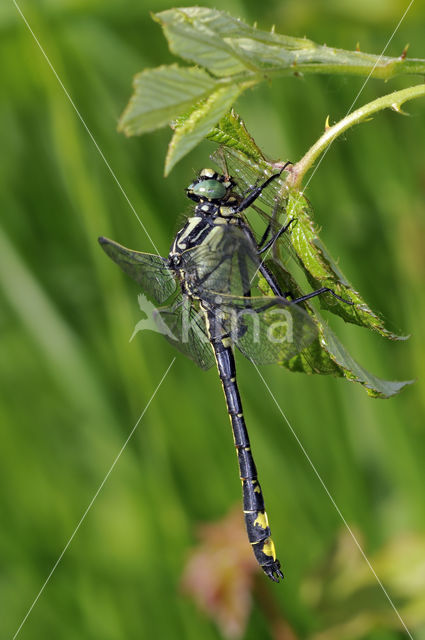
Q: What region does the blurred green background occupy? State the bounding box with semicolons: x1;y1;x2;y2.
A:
1;1;425;638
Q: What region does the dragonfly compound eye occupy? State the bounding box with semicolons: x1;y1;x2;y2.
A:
189;179;227;201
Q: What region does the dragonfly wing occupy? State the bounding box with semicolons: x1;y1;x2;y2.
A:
154;298;215;371
179;224;259;300
208;294;317;365
213;147;287;211
212;148;292;242
99;237;177;304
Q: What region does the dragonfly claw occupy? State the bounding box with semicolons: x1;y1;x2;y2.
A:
263;560;284;583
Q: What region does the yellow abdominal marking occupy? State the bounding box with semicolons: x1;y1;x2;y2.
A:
221;336;232;348
251;480;261;493
253;511;269;530
262;537;277;559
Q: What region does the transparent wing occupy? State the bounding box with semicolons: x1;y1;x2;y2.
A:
178;224;259;300
99;238;215;369
207;293;317;365
154;297;215;371
212;147;289;234
99;236;177;304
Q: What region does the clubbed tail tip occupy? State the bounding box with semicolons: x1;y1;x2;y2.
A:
263;560;284;583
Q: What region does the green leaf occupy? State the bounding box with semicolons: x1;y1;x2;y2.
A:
165;84;245;175
118;64;219;136
155;7;425;80
212;141;404;341
261;259;412;398
153;7;254;77
207;109;268;165
320;322;412;399
259;258;342;377
286;191;406;340
119;9;425;169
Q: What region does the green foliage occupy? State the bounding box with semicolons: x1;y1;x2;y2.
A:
154;7;422;79
118;7;425;173
165;83;245;172
119;65;219;136
206;117;411;397
208;111;409;340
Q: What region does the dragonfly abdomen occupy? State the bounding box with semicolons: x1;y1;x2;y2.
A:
205;308;284;582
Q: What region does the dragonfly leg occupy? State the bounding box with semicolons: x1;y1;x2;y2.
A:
235;162;291;214
258;263;353;306
291;287;354;305
257;221;272;249
258;263;286;297
258;218;295;254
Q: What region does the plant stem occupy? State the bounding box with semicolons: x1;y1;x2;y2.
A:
286;83;425;189
226;57;425;87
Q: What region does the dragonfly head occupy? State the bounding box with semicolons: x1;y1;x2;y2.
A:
186;169;236;208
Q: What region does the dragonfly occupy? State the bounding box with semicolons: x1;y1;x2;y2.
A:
99;163;351;582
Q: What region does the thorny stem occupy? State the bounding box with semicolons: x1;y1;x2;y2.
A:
286;83;425;190
228;57;425;85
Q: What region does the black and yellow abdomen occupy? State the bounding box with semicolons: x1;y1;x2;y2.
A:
205;307;283;582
